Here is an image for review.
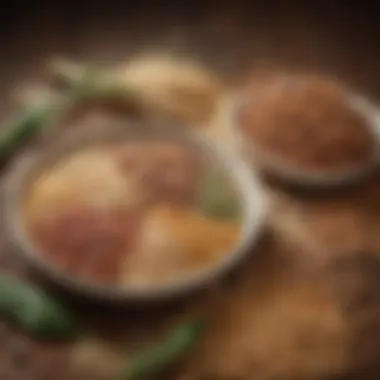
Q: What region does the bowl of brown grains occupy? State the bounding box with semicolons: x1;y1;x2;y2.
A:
231;75;380;187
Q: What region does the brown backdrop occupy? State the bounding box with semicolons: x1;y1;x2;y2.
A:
0;2;379;102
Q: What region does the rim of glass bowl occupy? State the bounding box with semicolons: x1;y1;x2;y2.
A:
4;120;268;302
227;91;380;188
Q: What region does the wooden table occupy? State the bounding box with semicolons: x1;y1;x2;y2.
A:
2;3;380;379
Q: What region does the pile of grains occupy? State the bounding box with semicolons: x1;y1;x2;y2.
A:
237;75;375;171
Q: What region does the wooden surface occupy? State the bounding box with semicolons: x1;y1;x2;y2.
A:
1;2;380;98
2;2;380;379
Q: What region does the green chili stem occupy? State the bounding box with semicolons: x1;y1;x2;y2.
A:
123;318;207;380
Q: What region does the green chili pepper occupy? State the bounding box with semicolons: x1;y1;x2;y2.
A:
123;318;207;380
67;65;113;101
0;274;79;340
50;59;133;102
196;169;242;220
0;98;65;167
0;60;136;170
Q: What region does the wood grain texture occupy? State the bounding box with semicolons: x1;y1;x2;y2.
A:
1;2;380;379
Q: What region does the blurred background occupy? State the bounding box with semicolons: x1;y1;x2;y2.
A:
1;3;380;379
0;1;379;110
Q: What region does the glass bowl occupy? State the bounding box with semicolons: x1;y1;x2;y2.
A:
4;120;268;302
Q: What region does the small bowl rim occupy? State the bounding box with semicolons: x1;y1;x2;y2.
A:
4;120;267;302
228;90;380;187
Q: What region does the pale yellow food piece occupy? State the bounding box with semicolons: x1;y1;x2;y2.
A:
121;205;240;287
70;336;125;380
26;147;140;221
118;54;223;125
